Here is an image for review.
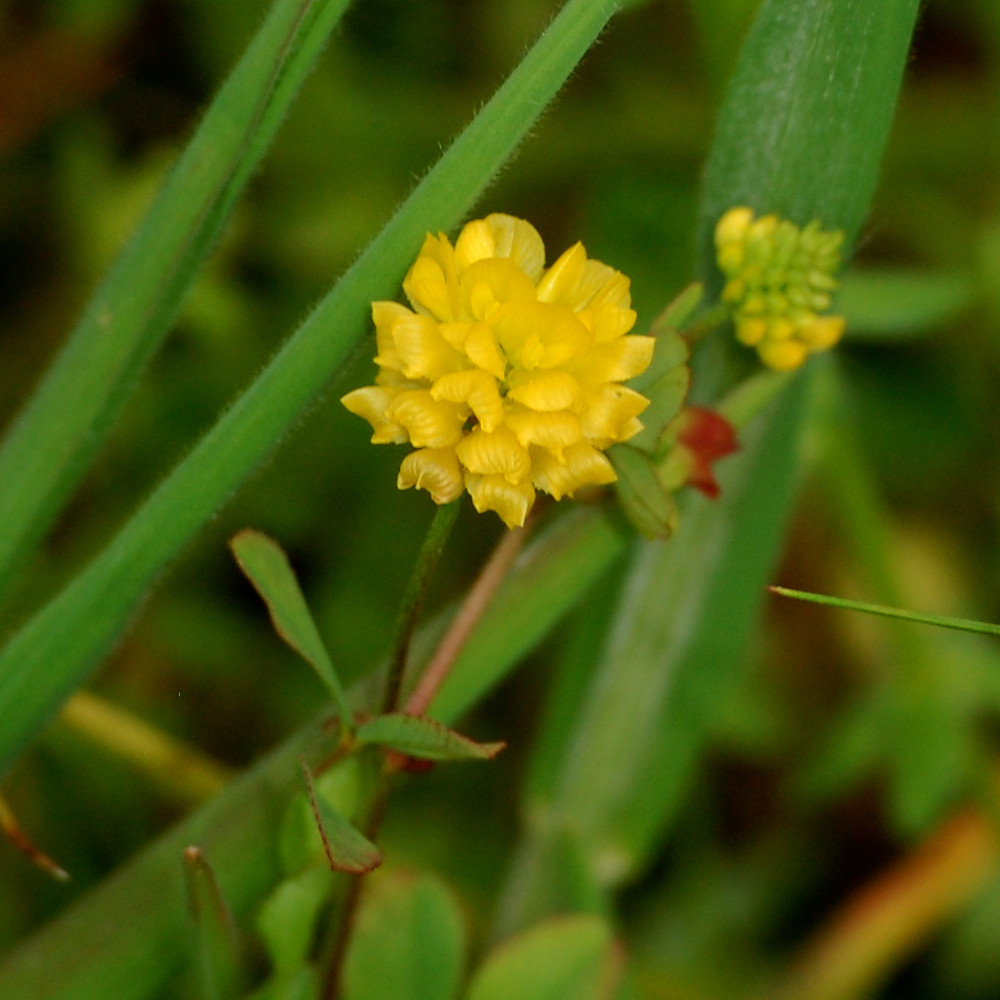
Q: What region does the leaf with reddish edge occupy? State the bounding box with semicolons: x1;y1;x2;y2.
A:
301;764;381;875
356;713;506;761
658;406;739;498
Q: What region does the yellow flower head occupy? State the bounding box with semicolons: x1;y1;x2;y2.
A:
342;214;654;528
715;207;846;371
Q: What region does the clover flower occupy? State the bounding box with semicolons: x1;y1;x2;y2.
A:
342;214;655;528
715;207;846;371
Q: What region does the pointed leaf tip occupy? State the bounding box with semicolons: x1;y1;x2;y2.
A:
356;713;506;761
230;529;349;719
301;763;382;875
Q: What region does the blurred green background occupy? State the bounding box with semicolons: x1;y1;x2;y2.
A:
1;0;1000;997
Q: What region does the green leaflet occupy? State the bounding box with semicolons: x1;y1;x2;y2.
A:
343;869;466;1000
355;714;505;761
231;530;349;721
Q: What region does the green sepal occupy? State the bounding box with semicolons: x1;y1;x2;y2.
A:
608;445;679;540
648;282;704;336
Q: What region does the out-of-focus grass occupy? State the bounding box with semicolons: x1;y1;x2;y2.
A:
1;1;1000;998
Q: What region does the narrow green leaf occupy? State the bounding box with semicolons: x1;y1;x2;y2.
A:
343;869;466;1000
355;714;505;761
467;914;617;1000
698;0;921;262
230;530;349;720
770;586;1000;638
0;0;620;777
302;765;381;875
0;0;351;597
552;373;812;886
183;846;242;1000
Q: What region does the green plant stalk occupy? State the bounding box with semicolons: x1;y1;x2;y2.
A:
382;499;463;714
769;587;1000;638
0;0;350;600
0;0;620;777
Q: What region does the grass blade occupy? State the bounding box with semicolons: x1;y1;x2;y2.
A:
0;0;619;777
0;0;350;597
698;0;920;264
770;586;1000;638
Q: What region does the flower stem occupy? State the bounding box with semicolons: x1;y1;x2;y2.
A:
381;499;463;714
406;511;536;718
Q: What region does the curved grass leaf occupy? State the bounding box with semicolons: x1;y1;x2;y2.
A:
0;0;351;598
343;869;466;1000
230;530;349;721
355;714;505;761
0;0;620;778
770;586;1000;638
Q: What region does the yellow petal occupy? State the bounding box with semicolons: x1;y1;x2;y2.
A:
799;314;845;350
567;335;654;384
398;448;464;504
431;370;504;433
391;311;467;381
736;317;768;346
536;242;587;305
580;384;649;447
464;322;507;379
504;404;582;461
403;255;454;322
387;390;467;448
487;213;546;282
493;301;591;369
506;369;581;412
455;425;530;483
715;206;754;248
586;302;637;344
531;442;616;500
341;386;409;444
454;219;497;271
454;214;546;284
758;338;808;371
586;267;631;310
372;301;411;372
464;473;535;528
459;258;536;322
